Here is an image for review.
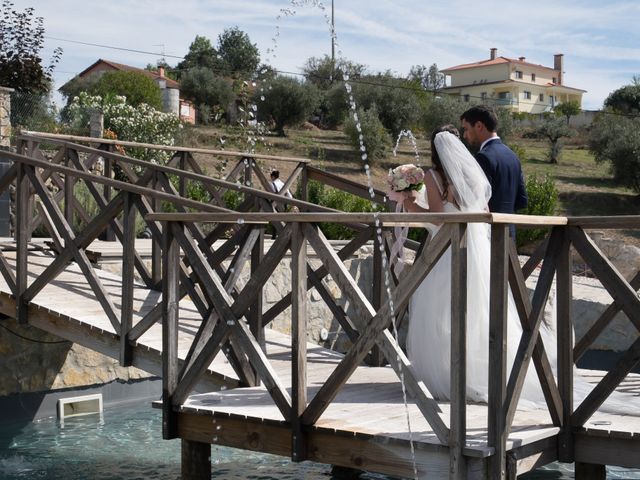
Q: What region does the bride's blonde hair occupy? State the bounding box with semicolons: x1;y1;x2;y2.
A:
430;125;460;200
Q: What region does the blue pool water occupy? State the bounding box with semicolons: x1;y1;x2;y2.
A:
0;402;639;479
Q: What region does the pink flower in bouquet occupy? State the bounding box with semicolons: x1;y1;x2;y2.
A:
387;164;425;192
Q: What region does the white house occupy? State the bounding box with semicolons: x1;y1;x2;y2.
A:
440;49;586;114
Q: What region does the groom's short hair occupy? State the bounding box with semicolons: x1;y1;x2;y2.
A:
460;105;498;132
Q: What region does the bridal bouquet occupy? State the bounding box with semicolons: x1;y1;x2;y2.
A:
386;164;425;276
387;164;425;193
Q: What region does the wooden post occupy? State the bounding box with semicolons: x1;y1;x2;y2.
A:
249;226;265;353
101;144;115;241
450;223;467;479
575;462;606;479
244;157;252;188
181;439;211;480
368;230;385;366
120;191;136;366
162;221;181;439
179;151;187;198
63;146;74;230
151;170;162;289
556;226;574;462
488;224;509;480
300;164;308;203
15;162;29;324
291;221;307;462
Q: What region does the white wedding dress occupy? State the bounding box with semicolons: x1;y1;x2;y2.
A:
406;132;638;414
406;196;557;408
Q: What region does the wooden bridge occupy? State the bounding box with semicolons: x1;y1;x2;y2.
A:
0;132;639;479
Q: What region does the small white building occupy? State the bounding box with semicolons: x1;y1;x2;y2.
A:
440;49;585;114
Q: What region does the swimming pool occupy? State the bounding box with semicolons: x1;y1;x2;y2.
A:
1;402;638;479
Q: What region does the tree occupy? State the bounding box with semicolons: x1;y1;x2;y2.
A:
253;76;319;136
216;27;260;78
351;71;423;138
59;73;101;103
554;100;581;124
343;105;392;164
179;68;234;123
589;114;640;193
537;116;573;164
408;63;445;93
302;55;367;90
91;71;163;109
604;79;640;114
177;35;218;74
0;0;62;93
422;95;467;137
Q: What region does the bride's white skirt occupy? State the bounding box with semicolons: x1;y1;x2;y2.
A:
406;223;604;411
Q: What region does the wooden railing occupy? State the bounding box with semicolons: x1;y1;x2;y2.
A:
0;134;407;366
3;133;639;477
146;211;640;478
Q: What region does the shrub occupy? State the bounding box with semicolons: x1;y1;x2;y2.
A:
589;114;640;193
343;105;392;164
65;92;182;163
516;174;559;247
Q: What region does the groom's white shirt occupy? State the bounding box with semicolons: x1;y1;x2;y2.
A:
479;136;500;152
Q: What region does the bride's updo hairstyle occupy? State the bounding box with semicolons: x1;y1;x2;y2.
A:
430;125;460;200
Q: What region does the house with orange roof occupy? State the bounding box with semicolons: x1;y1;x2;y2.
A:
62;59;195;123
440;49;585;114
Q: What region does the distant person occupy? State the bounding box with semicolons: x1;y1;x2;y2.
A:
269;170;293;200
460;105;527;236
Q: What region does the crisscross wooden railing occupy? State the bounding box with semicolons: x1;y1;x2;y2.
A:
148;211;640;478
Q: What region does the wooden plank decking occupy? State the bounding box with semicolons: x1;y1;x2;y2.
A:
1;246;639;478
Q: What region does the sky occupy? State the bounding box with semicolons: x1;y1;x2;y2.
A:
17;0;640;110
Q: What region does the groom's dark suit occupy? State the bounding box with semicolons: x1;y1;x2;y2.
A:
475;138;527;235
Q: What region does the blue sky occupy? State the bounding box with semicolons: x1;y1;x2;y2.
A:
19;0;640;110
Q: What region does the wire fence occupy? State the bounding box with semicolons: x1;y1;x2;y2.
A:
9;91;60;134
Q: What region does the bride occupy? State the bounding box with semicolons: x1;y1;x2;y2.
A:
403;125;557;407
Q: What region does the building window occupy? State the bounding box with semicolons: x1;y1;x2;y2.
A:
481;92;487;100
515;70;523;79
549;95;555;105
552;77;557;84
498;92;509;99
539;93;544;102
523;91;531;100
464;94;470;102
531;73;536;82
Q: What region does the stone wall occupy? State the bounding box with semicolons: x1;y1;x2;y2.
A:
0;317;151;397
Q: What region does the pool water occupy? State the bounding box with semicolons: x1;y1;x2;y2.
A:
0;402;639;479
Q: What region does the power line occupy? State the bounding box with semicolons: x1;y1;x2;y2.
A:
44;36;184;59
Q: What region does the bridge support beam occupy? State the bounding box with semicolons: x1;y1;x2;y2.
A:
181;439;211;480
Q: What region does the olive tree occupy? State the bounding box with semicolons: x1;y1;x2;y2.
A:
254;76;319;136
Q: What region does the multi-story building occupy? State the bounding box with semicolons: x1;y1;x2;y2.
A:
440;49;585;114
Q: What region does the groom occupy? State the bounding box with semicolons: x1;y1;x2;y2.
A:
460;105;527;236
